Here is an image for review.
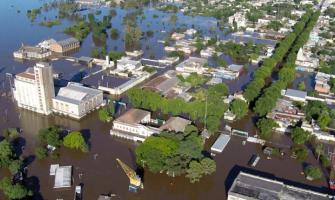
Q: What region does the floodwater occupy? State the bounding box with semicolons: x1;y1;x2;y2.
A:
0;0;331;199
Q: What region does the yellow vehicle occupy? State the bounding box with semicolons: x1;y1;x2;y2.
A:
116;158;143;192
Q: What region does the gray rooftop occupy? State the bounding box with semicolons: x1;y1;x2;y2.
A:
57;37;79;47
159;117;191;132
54;82;102;105
211;134;231;153
285;89;307;99
115;109;150;124
228;172;332;200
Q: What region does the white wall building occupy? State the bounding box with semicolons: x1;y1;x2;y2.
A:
116;57;142;71
13;62;55;115
175;57;208;75
110;109;160;142
52;82;103;119
228;12;247;29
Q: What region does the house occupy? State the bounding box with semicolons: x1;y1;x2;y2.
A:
228;172;332;200
200;47;216;58
49;37;80;53
228;12;247;29
295;48;319;72
213;64;243;80
53;165;72;189
110;109;160;142
171;32;185;40
315;72;332;94
185;29;197;37
116;57;142;71
13;45;51;60
126;50;144;59
52;82;103;119
175;57;208;75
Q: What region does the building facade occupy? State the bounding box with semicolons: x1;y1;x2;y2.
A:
49;38;80;53
52;82;103;119
13;62;55;115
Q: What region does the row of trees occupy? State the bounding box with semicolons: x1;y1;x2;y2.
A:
253;10;320;116
135;125;216;183
0;129;32;199
128;83;229;134
243;10;316;104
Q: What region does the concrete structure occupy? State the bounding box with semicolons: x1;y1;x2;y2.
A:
110;109;160;142
49;37;80;53
175;57;207;75
228;172;332;200
211;134;231;153
13;45;51;60
116;57;142;71
52;82;103;119
315;72;333;94
13;62;55;115
53;166;72;189
213;64;243;80
295;48;319;72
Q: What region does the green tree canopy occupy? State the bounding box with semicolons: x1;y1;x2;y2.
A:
63;131;88;152
230;99;248;119
0;177;32;199
256;118;278;139
304;165;322;180
291;127;310;145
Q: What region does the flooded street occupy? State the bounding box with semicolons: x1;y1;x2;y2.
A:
0;0;331;199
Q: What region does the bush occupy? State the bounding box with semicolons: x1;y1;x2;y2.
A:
35;147;48;160
304;165;322;180
63;131;88;152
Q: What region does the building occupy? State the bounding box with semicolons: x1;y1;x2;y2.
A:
116;57;142;71
49;37;80;53
211;134;231;153
171;32;185;40
295;48;319;72
228;12;247;29
175;57;208;75
213;64;243;80
53;165;72;189
13;62;55;115
52;82;103;119
228;172;332;200
284;89;307;102
110;109;160;142
75;0;103;5
13;45;51;60
315;72;333;94
159;117;191;133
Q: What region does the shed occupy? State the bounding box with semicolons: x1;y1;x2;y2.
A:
284;89;307;102
78;56;93;65
211;134;231;153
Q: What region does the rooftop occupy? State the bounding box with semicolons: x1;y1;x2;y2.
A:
54;166;72;189
57;37;79;47
228;172;331;200
54;82;102;105
159;117;191;132
16;67;35;80
285;89;307;99
115;108;150;124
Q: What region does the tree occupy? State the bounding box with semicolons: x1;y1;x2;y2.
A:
3;128;19;140
230;99;248;119
124;24;142;50
298;81;305;91
63;131;88;152
256;118;278;139
98;107;112;122
38;126;61;148
207;83;229;101
318;112;331;130
291;127;310;145
110;28;119;39
304;165;322;180
291;145;308;162
35;147;48;160
91;47;100;58
0;140;14;168
184;73;206;87
8;160;23;175
186;160;203;183
200;158;216;175
0;177;32;199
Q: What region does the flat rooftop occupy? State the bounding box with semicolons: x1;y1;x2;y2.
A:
115;108;150;124
81;71;130;89
54;166;72;189
228;172;332;200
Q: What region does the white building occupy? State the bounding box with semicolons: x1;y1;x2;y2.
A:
228;12;247;29
52;82;103;119
175;57;208;75
110;109;160;142
13;62;55;115
116;57;142;71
